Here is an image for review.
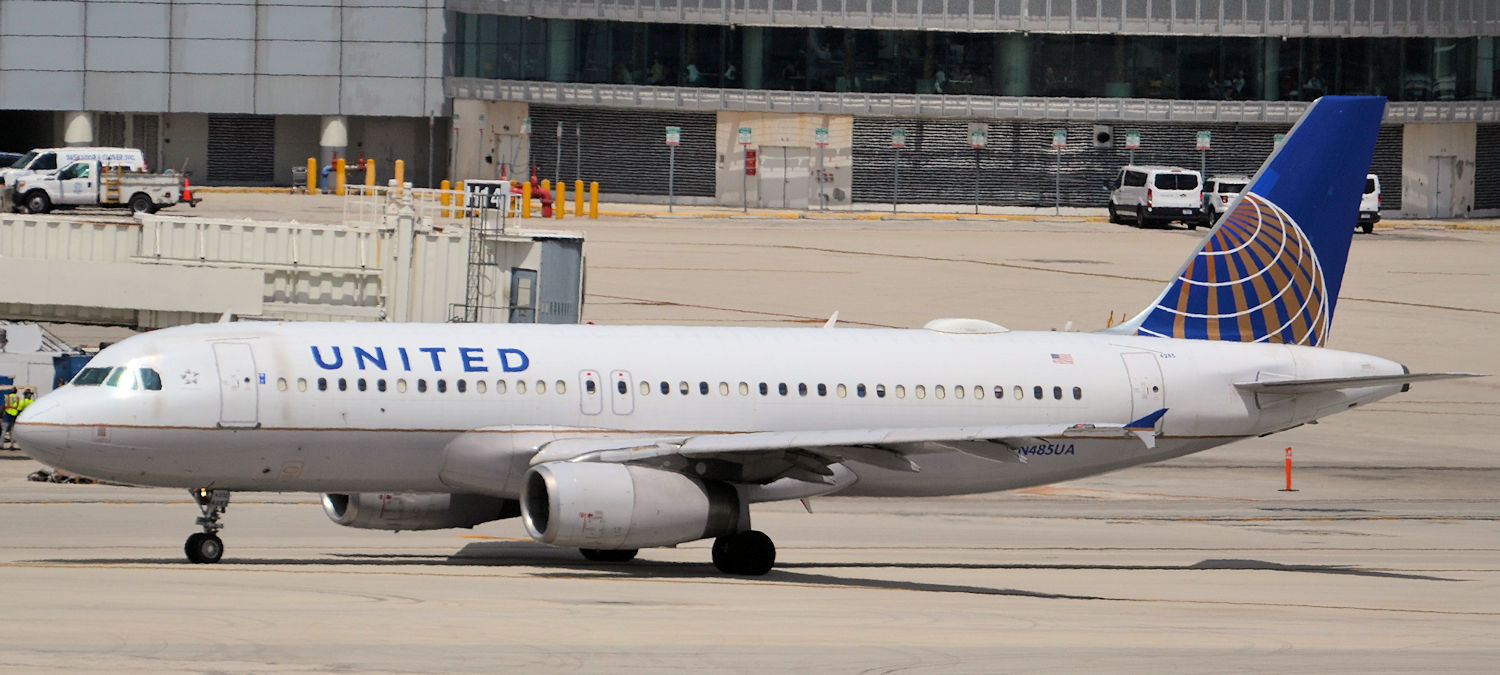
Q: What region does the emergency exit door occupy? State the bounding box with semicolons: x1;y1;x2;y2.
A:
212;342;259;428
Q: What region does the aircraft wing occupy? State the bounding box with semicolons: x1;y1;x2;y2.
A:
1234;371;1482;395
529;409;1169;484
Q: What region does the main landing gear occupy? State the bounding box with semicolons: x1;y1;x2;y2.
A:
711;530;776;576
185;487;230;564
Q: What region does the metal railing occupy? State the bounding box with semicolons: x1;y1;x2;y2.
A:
450;78;1500;124
454;0;1500;37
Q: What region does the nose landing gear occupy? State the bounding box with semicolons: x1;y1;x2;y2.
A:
185;488;230;564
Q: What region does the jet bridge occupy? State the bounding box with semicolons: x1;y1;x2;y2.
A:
0;187;584;329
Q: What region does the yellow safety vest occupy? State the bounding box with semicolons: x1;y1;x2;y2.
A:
16;397;32;413
3;394;18;416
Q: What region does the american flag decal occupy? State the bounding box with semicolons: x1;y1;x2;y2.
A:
1051;353;1074;365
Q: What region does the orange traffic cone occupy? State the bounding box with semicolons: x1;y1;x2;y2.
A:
182;177;194;205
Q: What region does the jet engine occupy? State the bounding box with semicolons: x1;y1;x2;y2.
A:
522;462;743;549
322;492;518;531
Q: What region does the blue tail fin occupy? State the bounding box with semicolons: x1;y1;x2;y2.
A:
1115;96;1385;347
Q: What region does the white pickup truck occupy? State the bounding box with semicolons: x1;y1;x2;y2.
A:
8;160;198;215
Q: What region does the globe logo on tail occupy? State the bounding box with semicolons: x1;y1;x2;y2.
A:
1137;193;1329;346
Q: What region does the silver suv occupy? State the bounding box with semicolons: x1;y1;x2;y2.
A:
1107;166;1208;229
1202;175;1251;223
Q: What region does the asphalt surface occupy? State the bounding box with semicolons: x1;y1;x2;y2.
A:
3;196;1496;672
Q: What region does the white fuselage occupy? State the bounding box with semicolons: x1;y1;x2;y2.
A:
18;321;1406;499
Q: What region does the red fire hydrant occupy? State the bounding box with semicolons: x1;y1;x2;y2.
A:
534;182;553;218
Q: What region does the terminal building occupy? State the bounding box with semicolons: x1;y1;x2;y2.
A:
3;1;1498;218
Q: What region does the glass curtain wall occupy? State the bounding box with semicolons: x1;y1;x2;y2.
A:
452;15;1496;102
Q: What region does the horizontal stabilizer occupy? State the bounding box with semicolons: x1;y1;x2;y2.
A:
1234;372;1483;395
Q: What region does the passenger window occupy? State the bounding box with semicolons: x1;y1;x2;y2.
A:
895;384;906;399
586;380;597;395
1033;386;1043;400
337;378;347;391
1053;386;1063;400
837;383;847;398
935;385;946;400
474;379;485;393
915;385;926;399
378;379;388;392
1124;170;1147;187
1013;385;1024;400
876;384;886;398
798;383;808;396
516;380;527;394
954;385;964;400
495;379;506;394
856;384;867;398
739;382;750;396
994;385;1004;399
973;385;983;399
759;382;769;396
317;377;328;391
535;380;546;394
660;381;670;395
719;382;729;396
276;377;288;392
618;380;629;395
297;378;308;392
139;368;163;391
639;380;649;395
556;380;566;394
700;381;709;395
778;383;788;396
436;379;447;393
417;379;428;393
817;383;827;396
357;378;367;392
679;381;689;395
397;379;408;393
1073;386;1083;400
457;379;467;393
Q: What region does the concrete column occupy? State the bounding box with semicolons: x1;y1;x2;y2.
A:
319;115;349;168
998;34;1029;97
62;111;94;146
742;27;764;90
547;20;576;82
1262;38;1280;101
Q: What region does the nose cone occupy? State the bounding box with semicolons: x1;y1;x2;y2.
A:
13;396;69;466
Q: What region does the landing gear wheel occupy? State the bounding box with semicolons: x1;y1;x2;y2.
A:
185;532;224;564
580;548;638;563
711;530;776;576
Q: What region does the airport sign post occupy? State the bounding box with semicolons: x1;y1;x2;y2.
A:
1197;130;1211;179
738;127;753;213
814;127;829;211
665;126;680;213
891;128;906;213
969;123;988;214
1052;129;1067;215
1125;130;1141;165
556;122;564;186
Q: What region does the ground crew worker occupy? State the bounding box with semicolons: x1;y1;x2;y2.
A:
2;387;19;449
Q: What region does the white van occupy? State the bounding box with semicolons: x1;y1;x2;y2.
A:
1358;173;1380;233
1107;166;1208;229
0;147;147;186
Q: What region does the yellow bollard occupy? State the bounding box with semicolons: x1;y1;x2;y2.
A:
556;180;566;218
364;159;376;188
574;180;584;217
307;157;318;193
521;181;532;218
455;181;465;216
334;158;346;195
394;159;405;186
440;179;451;218
589;181;599;219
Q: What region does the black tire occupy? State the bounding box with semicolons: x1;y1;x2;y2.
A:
1106;203;1120;224
185;532;224;564
1134;205;1147;228
128;193;156;215
712;530;776;576
1360;223;1373;234
24;191;50;215
579;547;638;563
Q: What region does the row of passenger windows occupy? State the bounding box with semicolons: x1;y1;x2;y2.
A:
282;375;1082;402
632;380;1083;401
73;367;164;391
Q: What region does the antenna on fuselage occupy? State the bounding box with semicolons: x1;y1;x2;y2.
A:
823;311;839;329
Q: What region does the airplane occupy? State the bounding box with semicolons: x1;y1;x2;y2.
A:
14;96;1479;575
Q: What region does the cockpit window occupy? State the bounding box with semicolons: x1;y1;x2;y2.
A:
139;368;163;391
73;367;111;386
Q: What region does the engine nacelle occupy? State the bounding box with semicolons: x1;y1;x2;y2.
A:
322;492;518;531
522;462;742;549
